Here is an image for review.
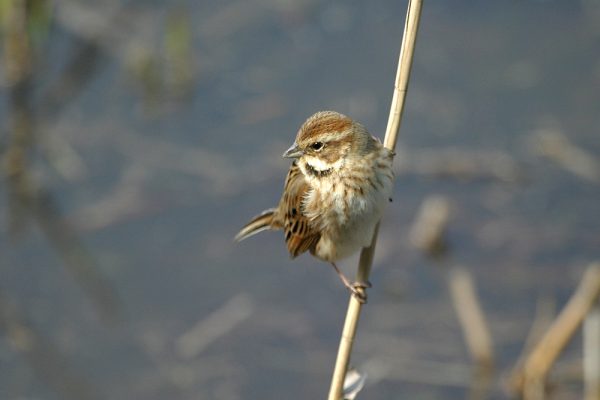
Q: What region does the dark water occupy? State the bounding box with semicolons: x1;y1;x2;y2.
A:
1;1;599;399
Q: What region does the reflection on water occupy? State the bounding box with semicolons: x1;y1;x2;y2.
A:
1;1;599;399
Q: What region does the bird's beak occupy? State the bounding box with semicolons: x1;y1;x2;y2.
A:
283;143;304;159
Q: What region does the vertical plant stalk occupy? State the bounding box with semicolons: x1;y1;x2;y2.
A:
2;0;119;322
584;296;600;400
327;1;423;399
448;267;494;369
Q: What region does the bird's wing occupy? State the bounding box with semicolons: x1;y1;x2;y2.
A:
277;162;320;258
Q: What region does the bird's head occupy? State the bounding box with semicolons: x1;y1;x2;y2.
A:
283;111;373;178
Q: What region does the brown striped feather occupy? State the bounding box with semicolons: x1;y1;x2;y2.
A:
234;208;277;242
297;111;353;142
277;162;321;258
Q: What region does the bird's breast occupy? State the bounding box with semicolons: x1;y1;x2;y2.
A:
304;166;393;262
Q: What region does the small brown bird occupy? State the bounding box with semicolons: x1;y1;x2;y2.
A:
235;111;394;300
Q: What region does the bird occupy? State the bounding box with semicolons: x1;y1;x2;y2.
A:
235;111;394;301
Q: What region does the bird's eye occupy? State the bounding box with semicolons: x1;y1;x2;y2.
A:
310;142;324;151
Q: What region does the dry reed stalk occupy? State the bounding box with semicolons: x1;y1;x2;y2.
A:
509;263;600;398
2;0;119;322
584;297;600;400
448;267;494;370
176;293;255;359
327;1;423;399
507;296;556;395
409;195;450;256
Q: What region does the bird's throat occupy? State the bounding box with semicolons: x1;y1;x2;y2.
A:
305;162;333;178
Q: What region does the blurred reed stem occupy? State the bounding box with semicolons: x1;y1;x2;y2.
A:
584;296;600;400
509;263;600;399
327;1;423;399
1;0;119;321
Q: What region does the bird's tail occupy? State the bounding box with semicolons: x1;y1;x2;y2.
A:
234;208;277;242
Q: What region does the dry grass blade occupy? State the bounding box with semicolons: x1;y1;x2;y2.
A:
176;293;255;359
584;297;600;400
532;129;600;183
509;263;600;398
448;267;494;370
409;195;450;257
327;1;424;399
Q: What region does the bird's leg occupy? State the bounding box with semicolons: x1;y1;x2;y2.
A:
329;262;371;303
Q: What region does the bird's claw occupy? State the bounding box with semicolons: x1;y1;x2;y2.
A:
329;262;371;303
353;280;372;289
348;281;371;303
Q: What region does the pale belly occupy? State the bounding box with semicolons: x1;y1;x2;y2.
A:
315;214;380;262
310;176;392;262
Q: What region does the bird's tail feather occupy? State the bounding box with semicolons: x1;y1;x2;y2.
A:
234;208;276;242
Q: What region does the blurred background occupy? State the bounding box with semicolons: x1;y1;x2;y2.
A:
1;1;600;399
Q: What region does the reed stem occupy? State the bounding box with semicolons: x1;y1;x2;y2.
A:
327;1;423;398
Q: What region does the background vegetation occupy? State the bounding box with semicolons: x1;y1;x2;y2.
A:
1;1;599;399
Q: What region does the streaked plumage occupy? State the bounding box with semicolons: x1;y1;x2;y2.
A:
235;111;394;300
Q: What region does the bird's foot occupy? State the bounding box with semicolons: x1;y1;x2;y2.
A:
352;280;372;289
348;281;371;303
330;263;372;303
